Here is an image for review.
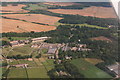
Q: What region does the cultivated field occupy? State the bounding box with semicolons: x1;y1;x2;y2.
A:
48;6;117;18
43;2;80;6
1;4;28;13
90;36;112;42
71;58;112;78
1;18;56;33
2;14;62;25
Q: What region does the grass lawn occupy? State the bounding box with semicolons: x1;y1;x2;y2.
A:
18;59;37;67
27;67;49;78
7;45;34;56
55;22;108;29
42;59;55;71
2;47;13;56
7;68;27;78
71;58;112;78
84;58;104;65
2;67;7;75
41;48;48;54
9;60;19;65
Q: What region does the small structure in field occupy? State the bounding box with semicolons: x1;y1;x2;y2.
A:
65;56;72;60
107;63;120;77
71;47;78;51
48;48;57;54
31;37;50;43
78;44;87;48
48;56;55;59
27;58;33;61
11;64;28;68
10;40;24;47
78;48;91;51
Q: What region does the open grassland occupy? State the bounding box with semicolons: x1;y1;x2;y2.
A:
84;58;104;65
9;37;28;41
8;45;33;56
1;18;56;33
71;58;112;78
48;6;117;18
26;3;49;10
43;2;79;6
2;67;7;76
27;67;49;78
2;47;13;57
2;37;28;41
56;22;108;29
1;4;28;13
7;68;27;78
2;14;62;25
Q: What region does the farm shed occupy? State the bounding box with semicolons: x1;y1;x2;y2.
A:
47;48;57;54
107;63;120;77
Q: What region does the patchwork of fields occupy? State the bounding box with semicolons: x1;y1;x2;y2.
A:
1;2;117;79
3;59;54;78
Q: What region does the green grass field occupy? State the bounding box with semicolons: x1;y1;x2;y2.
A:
2;37;29;41
6;58;54;78
7;44;34;56
71;58;112;78
7;68;27;78
55;22;108;29
26;4;49;10
10;37;28;41
27;67;49;78
2;47;13;56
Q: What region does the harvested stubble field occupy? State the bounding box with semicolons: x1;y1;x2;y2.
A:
43;2;79;6
1;4;28;13
85;58;103;65
2;14;62;25
90;36;112;42
1;18;56;33
48;6;117;18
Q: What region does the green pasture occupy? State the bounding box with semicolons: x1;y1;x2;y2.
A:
71;58;112;78
55;22;108;29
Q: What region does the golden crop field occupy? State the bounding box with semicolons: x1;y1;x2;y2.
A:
2;14;62;25
1;18;56;33
1;4;28;13
48;6;117;18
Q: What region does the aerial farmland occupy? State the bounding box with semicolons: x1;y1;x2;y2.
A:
1;1;119;79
